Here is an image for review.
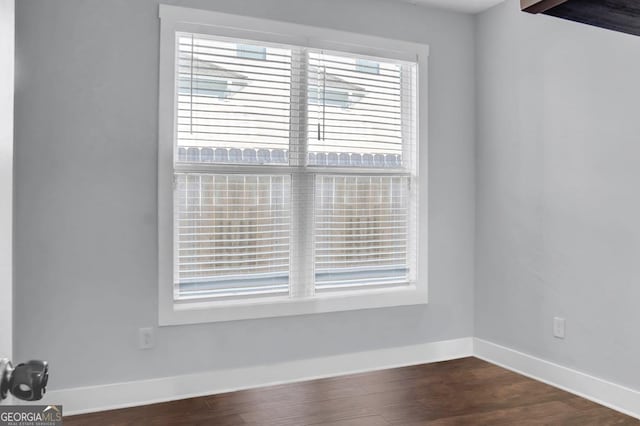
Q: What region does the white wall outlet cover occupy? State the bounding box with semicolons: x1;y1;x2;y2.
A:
138;328;155;350
553;317;565;339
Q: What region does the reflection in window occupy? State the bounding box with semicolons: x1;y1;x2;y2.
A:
237;44;267;60
356;59;380;75
308;71;365;109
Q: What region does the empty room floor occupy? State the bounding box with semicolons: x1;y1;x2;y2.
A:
65;358;637;425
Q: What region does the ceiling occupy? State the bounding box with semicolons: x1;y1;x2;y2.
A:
402;0;506;14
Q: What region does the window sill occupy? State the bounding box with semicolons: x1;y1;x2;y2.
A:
159;283;427;326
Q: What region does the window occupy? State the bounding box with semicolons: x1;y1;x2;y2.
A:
158;6;428;324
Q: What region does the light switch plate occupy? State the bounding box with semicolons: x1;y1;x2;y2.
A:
553;317;565;339
139;328;155;350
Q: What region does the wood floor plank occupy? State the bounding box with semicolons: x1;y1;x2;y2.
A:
205;358;521;418
309;415;390;426
64;357;638;426
402;400;634;426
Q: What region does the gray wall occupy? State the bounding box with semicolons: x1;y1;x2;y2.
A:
0;0;13;359
476;1;640;389
14;0;475;389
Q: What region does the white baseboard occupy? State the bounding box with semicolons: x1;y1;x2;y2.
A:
39;337;473;416
474;338;640;420
27;337;640;420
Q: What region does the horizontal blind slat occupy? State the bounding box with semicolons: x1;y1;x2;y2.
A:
177;242;289;251
179;250;289;259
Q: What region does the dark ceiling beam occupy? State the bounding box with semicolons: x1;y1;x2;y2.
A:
522;0;640;37
521;0;569;14
544;0;640;37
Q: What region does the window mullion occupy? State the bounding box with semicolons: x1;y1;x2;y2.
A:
289;47;315;298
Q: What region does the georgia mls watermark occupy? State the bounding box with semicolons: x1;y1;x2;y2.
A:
0;405;62;426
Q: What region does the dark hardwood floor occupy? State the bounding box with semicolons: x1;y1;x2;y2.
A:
65;357;638;425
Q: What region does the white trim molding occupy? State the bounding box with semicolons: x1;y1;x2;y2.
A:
158;5;429;62
0;0;14;361
26;338;640;419
38;338;472;416
474;338;640;420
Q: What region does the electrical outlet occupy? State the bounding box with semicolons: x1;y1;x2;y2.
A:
553;317;565;339
139;327;155;350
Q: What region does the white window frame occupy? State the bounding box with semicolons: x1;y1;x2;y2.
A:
158;4;429;325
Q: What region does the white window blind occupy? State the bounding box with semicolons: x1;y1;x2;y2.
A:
175;174;291;299
314;175;411;290
172;31;418;301
176;34;295;164
307;51;410;168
